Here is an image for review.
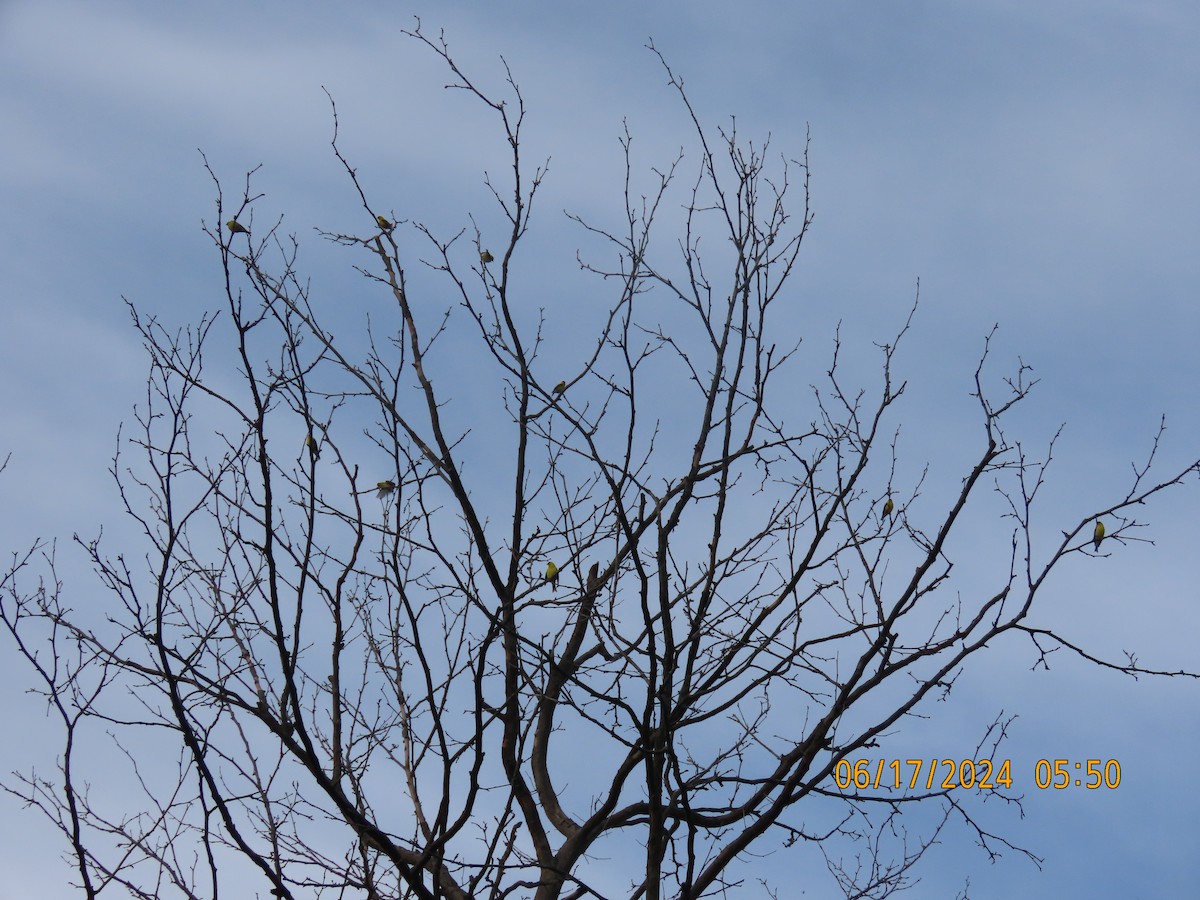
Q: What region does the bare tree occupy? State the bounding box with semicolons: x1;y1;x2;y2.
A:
3;26;1198;900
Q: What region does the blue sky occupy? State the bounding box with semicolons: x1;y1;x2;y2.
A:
1;1;1198;897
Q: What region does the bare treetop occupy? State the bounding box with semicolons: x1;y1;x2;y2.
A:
2;23;1197;900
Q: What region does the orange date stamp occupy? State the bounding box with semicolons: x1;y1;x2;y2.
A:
833;758;1122;791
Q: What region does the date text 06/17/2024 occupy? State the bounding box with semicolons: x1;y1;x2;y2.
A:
833;758;1122;792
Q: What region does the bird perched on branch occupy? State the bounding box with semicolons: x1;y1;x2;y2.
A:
882;497;894;518
545;561;559;592
226;219;250;235
1093;520;1105;551
552;381;567;396
377;480;396;499
376;215;394;231
480;249;494;264
305;433;320;461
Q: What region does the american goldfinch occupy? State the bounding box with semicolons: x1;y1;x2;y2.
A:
480;249;494;264
305;433;320;460
226;219;250;235
882;497;894;518
1093;520;1105;551
376;215;394;231
377;480;396;499
544;561;559;591
551;380;567;395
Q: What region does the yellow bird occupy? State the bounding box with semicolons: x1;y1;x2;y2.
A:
480;249;495;264
882;497;894;518
305;433;320;460
1093;520;1105;551
377;480;396;499
551;380;567;395
545;561;559;592
376;215;394;231
226;219;250;235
